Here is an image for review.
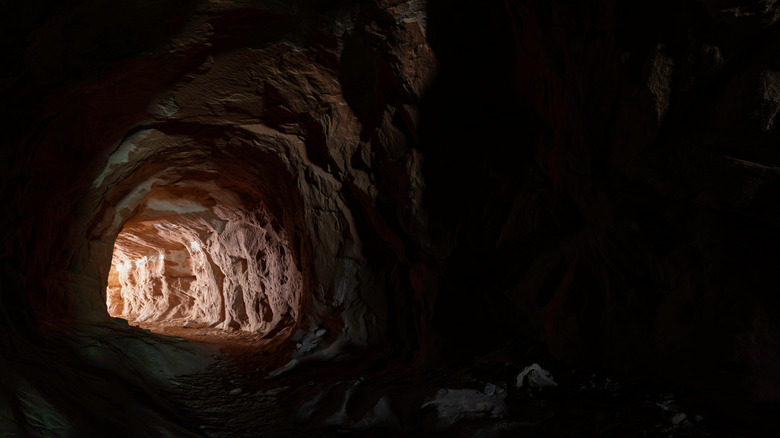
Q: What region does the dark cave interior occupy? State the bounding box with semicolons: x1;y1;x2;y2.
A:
2;0;780;436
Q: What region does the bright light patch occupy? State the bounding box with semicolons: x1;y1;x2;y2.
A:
135;256;149;268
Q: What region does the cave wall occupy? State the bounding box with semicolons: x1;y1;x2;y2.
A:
1;0;780;409
422;0;780;399
107;198;303;333
91;132;308;335
2;0;435;351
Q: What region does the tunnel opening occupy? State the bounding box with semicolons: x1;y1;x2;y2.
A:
85;131;310;342
105;192;302;338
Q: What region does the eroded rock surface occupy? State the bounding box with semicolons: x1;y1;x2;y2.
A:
106;183;301;334
2;0;780;436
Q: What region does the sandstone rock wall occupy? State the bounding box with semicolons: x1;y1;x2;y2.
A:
3;0;780;406
0;0;435;350
107;202;301;333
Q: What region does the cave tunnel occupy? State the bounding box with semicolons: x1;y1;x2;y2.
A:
102;148;305;336
3;0;780;436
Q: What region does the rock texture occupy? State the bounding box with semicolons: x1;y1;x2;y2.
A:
422;0;780;403
1;0;435;434
7;0;435;349
2;0;780;435
106;188;302;333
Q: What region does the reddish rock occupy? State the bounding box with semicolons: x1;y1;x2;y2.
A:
2;0;780;436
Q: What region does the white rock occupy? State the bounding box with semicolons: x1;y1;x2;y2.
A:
516;363;557;389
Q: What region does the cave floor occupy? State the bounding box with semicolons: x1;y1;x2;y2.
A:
134;319;284;361
113;321;757;437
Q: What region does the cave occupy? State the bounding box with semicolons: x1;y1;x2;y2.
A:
2;0;780;436
103;160;304;334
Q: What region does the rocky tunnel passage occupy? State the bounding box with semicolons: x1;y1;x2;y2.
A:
104;173;302;333
4;0;780;436
85;123;315;340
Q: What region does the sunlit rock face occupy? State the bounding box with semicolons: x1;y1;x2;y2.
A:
106;186;301;333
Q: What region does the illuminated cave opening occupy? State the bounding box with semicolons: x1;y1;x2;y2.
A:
105;181;302;338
